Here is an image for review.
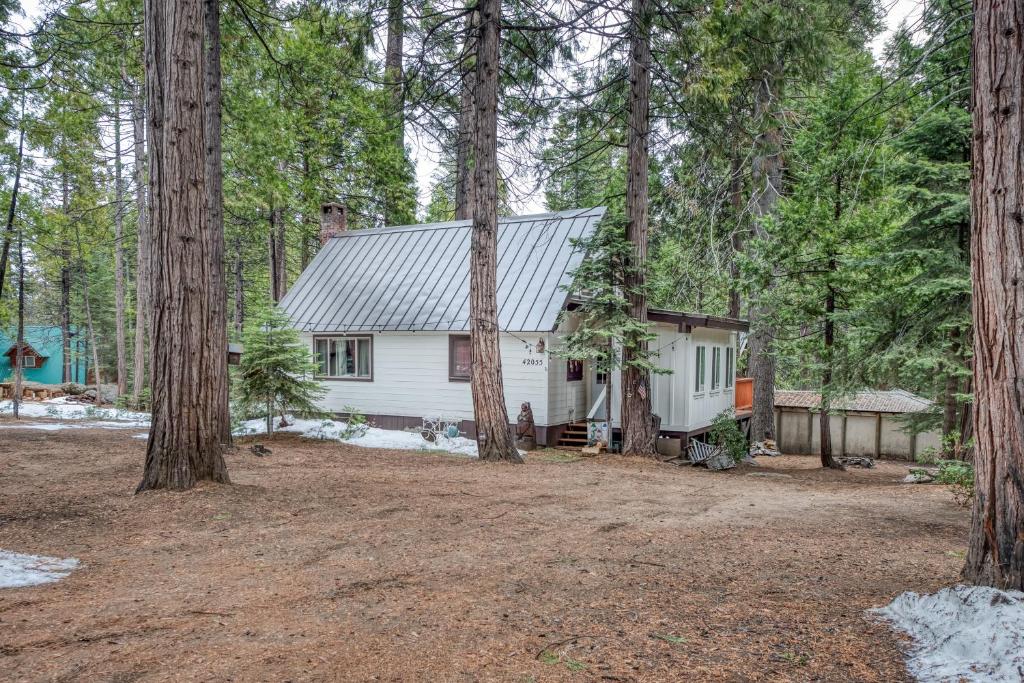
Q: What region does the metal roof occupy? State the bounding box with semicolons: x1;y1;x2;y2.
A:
775;389;934;414
280;207;606;333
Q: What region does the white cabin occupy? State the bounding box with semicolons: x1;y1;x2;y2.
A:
280;207;749;447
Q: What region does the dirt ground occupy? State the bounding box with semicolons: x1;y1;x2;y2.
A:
0;424;968;682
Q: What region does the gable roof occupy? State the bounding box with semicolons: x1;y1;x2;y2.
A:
774;389;934;414
281;207;606;333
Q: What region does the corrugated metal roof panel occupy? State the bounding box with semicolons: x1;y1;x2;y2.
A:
280;207;606;333
774;389;934;414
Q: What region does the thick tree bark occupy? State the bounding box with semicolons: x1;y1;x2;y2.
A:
205;0;232;446
383;0;406;226
620;0;657;457
962;0;1024;591
0;97;25;301
385;0;403;149
131;79;149;405
746;66;784;442
138;0;230;491
455;7;480;221
469;0;520;463
114;97;129;396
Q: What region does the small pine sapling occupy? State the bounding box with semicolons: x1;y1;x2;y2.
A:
234;307;326;434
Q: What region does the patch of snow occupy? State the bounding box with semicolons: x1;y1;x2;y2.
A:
870;584;1024;683
3;420;149;432
0;398;150;425
235;417;482;458
0;550;79;589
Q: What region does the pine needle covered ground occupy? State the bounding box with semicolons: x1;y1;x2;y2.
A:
0;426;967;681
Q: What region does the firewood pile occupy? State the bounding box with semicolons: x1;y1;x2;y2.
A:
0;382;66;402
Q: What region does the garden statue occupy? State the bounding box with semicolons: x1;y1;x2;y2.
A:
515;402;537;451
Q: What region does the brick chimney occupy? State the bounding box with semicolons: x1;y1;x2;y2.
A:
320;202;348;244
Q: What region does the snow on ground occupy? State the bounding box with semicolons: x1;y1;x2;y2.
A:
0;550;79;589
236;417;482;458
0;395;149;428
3;421;149;432
870;584;1024;683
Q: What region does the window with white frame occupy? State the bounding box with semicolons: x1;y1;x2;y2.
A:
694;345;706;393
314;336;373;380
725;347;734;388
20;355;36;368
711;347;721;391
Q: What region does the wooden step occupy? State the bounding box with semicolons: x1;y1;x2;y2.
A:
558;437;590;446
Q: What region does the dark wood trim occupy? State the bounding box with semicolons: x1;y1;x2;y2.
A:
565;300;749;332
648;309;750;333
448;334;471;382
312;334;374;381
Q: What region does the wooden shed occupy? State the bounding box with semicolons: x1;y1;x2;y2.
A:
774;389;941;461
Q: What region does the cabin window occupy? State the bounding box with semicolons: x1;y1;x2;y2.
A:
20;355;36;368
566;359;584;382
711;348;721;391
596;371;608;385
314;336;372;380
725;347;734;388
449;335;472;382
694;345;706;393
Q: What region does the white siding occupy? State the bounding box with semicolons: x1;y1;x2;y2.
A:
683;328;737;432
605;325;738;433
301;331;553;424
649;324;688;429
547;351;588;424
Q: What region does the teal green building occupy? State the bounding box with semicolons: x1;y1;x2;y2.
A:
0;326;89;385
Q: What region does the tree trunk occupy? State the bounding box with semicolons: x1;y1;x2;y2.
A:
131;78;149;406
275;202;286;298
60;173;72;384
138;0;230;491
269;207;283;302
455;7;480;221
114;97;129;396
820;257;840;469
383;0;405;226
72;222;104;404
746;65;784;442
469;0;520;463
0;96;26;301
962;0;1024;591
300;149;313;270
234;234;244;336
942;326;962;453
12;217;25;418
620;0;657;457
727;152;744;320
205;0;232;447
80;265;104;405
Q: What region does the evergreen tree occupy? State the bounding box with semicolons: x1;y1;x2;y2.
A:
235;306;326;435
